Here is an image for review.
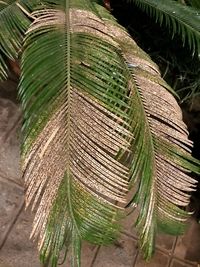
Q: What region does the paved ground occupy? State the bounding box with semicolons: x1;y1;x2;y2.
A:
0;77;200;267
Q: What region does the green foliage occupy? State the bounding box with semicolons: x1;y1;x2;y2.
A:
112;0;200;102
0;0;33;80
127;0;200;56
186;0;200;9
1;0;200;266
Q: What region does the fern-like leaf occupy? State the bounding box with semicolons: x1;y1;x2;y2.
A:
20;1;133;265
0;0;34;80
127;0;200;57
18;0;200;266
96;5;200;258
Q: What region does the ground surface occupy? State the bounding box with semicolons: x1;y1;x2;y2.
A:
0;78;200;267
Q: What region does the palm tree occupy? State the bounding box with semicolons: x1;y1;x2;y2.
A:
1;0;200;266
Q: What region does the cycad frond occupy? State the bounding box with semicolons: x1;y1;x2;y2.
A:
18;1;200;266
127;0;200;56
20;2;133;265
0;0;33;80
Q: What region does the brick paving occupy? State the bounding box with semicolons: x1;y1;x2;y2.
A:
0;78;200;267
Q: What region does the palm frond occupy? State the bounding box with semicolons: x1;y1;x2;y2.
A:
20;2;132;265
127;0;200;57
0;0;33;80
91;2;200;258
19;1;200;266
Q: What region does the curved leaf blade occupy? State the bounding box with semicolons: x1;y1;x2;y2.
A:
100;7;200;259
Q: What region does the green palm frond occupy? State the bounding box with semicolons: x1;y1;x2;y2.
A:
0;0;34;80
0;54;8;80
17;1;200;266
20;2;132;265
127;0;200;57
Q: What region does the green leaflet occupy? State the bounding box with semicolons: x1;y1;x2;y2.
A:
0;54;8;81
40;175;123;266
127;0;200;57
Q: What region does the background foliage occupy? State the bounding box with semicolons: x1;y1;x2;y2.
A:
111;0;200;103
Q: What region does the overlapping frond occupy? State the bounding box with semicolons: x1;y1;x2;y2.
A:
98;5;200;258
16;0;200;266
127;0;200;57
